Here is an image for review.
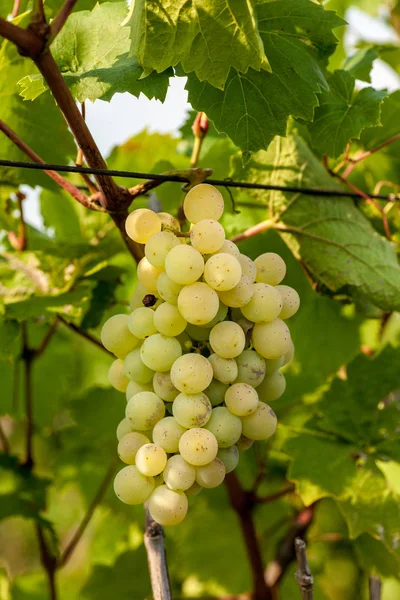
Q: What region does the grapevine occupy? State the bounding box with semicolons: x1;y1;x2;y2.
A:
101;183;299;526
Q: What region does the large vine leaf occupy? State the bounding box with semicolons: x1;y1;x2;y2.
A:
185;0;344;152
307;70;387;158
18;2;171;103
128;0;264;90
232;134;400;311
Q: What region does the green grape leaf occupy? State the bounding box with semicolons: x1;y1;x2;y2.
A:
231;134;400;311
0;37;75;189
314;347;400;447
18;3;171;104
81;548;151;600
342;47;378;82
354;533;400;578
40;189;84;245
307;70;387;157
128;0;264;90
359;90;400;148
185;0;344;152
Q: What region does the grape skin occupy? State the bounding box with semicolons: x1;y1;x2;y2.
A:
204;407;242;448
254;252;286;285
157;272;183;305
152;417;186;453
205;379;229;407
252;319;291;359
148;484;188;526
178;282;219;326
170;354;213;394
163;455;195;491
140;333;182;372
153;371;179;402
173;392;212;428
209;321;245;359
137;257;163;293
124;347;154;384
208;353;238;384
109;358;130;392
235;350;266;388
276;285;300;319
237;254;257;282
101;314;138;358
204;253;242;291
116;418;134;441
179;428;218;466
145;231;179;268
154;302;187;336
257;371;286;402
165;245;204;285
118;432;150;464
195;458;226;488
126;391;165;430
183;184;224;223
135;443;168;476
190;219;225;254
125;208;161;244
126;380;153;402
218;274;254;308
217;446;239;473
240;283;283;323
114;465;154;505
241;402;277;440
225;383;259;416
128;307;157;339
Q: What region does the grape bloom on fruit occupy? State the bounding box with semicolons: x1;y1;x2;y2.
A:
101;183;299;526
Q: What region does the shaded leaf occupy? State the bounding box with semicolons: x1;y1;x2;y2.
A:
342;47;378;82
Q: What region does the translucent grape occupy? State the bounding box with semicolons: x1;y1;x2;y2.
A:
118;432;150;464
252;319;291;359
257;371;286;402
179;428;218;466
204;407;242;448
198;301;228;328
254;252;286;285
264;356;285;375
283;339;295;365
137;257;163;293
218;275;254;308
240;283;283;323
165;245;204;285
128;307;157;339
214;239;240;258
209;321;245;359
145;231;179;268
235;350;266;387
172;392;212;428
178;282;219;326
158;212;181;234
135;443;167;476
126;391;165;430
185;323;212;342
276;285;300;319
116;417;134;441
101;314;138;358
196;458;226;488
208;353;238;384
225;383;259;416
204;253;242;291
205;379;229;407
130;282;151;311
125;208;161;244
183;183;224;223
114;465;154;504
124;347;154;384
154;302;187;336
163;455;196;491
190;219;225;254
126;380;153;402
152;416;186;453
170;354;213;393
108;358;129;392
156;272;183;305
140;333;182;372
148;484;188;526
236;435;254;451
241;402;277;440
217;446;239;474
237;254;257;282
153;371;179;402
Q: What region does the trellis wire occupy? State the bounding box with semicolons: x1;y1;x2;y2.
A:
0;158;398;202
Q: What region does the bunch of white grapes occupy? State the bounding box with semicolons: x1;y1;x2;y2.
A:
101;184;299;526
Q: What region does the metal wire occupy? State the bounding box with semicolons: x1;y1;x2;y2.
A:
0;158;398;202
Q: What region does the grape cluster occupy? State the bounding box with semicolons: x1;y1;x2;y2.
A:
101;184;299;526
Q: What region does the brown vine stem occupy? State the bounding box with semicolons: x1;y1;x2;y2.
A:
49;0;78;42
59;458;117;567
255;484;295;505
230;219;275;243
294;538;313;600
144;507;172;600
21;322;34;469
224;472;272;600
342;133;400;178
0;421;9;453
190;112;209;168
369;576;382;600
0;120;99;211
7;191;27;250
11;0;21;18
36;524;58;600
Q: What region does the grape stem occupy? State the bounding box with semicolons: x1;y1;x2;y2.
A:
294;538;314;600
369;576;382;600
144;506;172;600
